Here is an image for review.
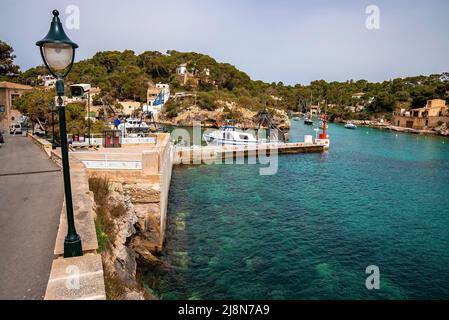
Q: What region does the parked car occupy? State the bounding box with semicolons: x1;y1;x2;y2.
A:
33;129;46;137
10;123;22;135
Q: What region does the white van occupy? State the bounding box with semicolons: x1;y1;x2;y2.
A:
10;123;23;135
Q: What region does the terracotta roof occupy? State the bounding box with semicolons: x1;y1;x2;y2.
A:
0;81;33;90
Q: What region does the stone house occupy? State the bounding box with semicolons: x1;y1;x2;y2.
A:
0;81;33;131
310;105;320;115
175;63;211;87
147;87;161;106
392;99;449;129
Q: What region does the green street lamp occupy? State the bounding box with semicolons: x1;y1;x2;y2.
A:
37;9;82;258
49;100;56;150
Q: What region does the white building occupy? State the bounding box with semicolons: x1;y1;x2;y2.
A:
176;63;188;75
144;83;171;118
352;92;365;99
155;83;170;104
38;75;56;87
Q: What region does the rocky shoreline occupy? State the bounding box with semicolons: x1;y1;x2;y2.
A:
342;120;449;137
158;105;291;130
91;178;165;300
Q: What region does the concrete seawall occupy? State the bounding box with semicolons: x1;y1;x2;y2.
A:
28;134;106;300
70;133;173;248
173;142;326;165
158;139;173;244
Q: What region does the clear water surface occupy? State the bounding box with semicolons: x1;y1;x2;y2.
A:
143;121;449;300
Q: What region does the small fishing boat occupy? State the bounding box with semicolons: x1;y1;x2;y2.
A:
304;117;313;125
292;117;301;121
344;122;357;129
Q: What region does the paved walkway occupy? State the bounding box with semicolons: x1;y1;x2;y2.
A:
0;135;64;299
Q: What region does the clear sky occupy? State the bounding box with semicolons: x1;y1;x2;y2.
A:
1;0;448;85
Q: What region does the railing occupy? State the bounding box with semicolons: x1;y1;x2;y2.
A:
122;135;157;144
70;152;142;170
67;133;157;147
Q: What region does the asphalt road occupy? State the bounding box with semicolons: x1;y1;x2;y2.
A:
0;134;64;299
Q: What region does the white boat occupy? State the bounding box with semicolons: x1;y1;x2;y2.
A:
117;118;149;131
203;126;278;146
344;123;357;129
304;116;313;125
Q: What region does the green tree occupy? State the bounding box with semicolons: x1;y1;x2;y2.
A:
13;89;54;131
0;40;20;78
66;102;87;134
395;90;410;102
369;92;396;113
11;47;449;124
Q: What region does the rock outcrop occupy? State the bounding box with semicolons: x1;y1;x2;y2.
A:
100;182;162;300
160;103;291;130
345;119;449;137
435;122;449;136
347;119;390;127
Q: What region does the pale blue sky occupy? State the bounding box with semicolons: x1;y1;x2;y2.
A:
1;0;448;84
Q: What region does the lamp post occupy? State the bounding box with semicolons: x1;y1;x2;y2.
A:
87;90;91;146
37;9;82;257
49;100;56;149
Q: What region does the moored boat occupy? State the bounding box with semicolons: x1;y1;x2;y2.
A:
344;122;357;129
203;126;279;146
304;117;313;125
117;118;151;134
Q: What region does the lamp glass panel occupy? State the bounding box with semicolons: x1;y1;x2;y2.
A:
42;43;73;72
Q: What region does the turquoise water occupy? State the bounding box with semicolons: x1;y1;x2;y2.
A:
143;121;449;300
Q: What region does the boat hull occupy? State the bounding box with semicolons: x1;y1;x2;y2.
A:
203;133;278;146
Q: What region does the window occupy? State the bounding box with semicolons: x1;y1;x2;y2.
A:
0;105;5;113
239;134;249;140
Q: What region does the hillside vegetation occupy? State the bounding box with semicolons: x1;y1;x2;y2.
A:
2;40;448;122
